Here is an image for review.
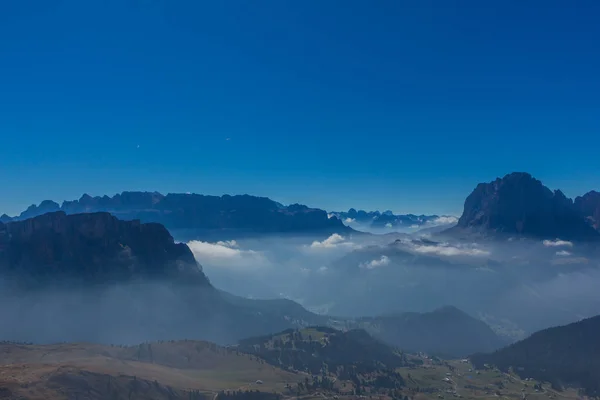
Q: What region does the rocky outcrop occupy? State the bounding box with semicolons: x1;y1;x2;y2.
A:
0;211;208;285
575;191;600;230
10;192;349;235
450;172;599;240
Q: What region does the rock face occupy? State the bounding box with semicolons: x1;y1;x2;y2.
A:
0;211;208;285
10;192;348;235
451;172;599;240
575;191;600;230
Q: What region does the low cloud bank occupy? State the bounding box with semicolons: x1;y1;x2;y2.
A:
543;239;573;247
410;242;490;257
308;234;356;250
187;240;268;269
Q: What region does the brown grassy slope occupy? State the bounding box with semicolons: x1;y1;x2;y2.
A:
0;341;300;399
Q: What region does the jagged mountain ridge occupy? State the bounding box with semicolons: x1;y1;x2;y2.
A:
330;208;455;230
448;172;600;240
6;192;350;237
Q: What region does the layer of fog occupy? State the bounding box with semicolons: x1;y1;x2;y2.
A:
0;281;291;345
187;231;600;339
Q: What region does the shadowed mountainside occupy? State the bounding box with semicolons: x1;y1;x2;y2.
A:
471;315;600;395
447;172;599;240
0;212;330;345
0;211;206;286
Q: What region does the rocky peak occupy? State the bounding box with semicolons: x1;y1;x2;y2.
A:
18;200;60;220
453;172;599;240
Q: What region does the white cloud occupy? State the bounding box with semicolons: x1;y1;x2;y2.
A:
385;223;393;228
327;213;335;219
543;239;573;248
556;250;572;256
360;255;390;270
308;233;355;250
411;242;490;257
429;216;458;226
187;240;268;269
318;266;329;273
344;218;356;224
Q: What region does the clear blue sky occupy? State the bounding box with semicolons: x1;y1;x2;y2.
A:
1;0;599;217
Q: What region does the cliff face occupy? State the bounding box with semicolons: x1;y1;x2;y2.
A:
452;172;599;240
575;191;600;230
11;192;348;234
0;211;208;285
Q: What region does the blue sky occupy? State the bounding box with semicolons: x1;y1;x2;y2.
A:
1;0;599;217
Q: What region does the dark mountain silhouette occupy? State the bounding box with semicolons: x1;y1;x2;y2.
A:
354;306;505;358
448;172;599;240
8;192;349;237
471;315;600;395
0;214;11;223
0;211;206;286
0;212;328;345
574;190;600;230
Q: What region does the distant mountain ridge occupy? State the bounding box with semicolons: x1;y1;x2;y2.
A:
471;315;600;395
5;192;350;237
330;209;456;230
448;172;600;240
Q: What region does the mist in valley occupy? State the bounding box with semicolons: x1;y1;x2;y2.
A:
185;228;600;341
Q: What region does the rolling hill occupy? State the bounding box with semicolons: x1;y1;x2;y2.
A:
354;306;506;358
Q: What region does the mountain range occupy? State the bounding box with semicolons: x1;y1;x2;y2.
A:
4;172;600;240
329;209;455;230
3;192;350;239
